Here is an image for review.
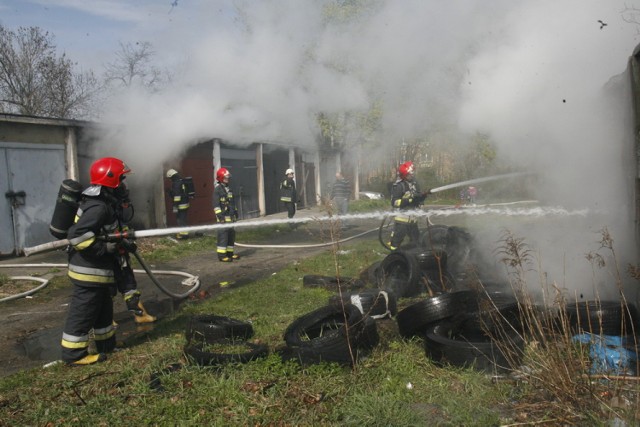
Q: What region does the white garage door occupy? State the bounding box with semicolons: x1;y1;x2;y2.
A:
0;142;66;255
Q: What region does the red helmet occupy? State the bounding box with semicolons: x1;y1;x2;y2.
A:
398;161;415;180
216;167;231;183
90;157;131;188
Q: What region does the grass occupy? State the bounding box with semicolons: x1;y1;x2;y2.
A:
3;211;640;425
0;238;513;426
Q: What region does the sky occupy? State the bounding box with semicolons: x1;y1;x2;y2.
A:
2;0;640;297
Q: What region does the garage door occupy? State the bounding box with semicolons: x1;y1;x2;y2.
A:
0;143;66;255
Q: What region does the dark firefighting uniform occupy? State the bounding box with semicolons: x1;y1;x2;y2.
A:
213;181;237;260
279;177;297;219
170;173;190;239
61;191;136;363
389;178;426;250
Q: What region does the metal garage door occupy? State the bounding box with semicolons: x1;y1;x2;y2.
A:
0;142;66;255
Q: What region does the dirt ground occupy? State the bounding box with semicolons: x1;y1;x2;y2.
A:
0;212;383;378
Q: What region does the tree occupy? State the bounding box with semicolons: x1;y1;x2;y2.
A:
0;25;98;119
103;41;165;90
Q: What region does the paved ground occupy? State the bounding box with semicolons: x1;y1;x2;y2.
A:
0;206;385;377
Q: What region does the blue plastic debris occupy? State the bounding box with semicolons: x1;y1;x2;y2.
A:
572;333;638;375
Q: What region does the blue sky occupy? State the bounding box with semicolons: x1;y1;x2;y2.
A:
0;0;234;71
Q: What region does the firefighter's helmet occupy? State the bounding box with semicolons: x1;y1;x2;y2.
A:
398;161;415;180
166;169;178;179
285;168;294;175
90;157;131;188
216;168;231;183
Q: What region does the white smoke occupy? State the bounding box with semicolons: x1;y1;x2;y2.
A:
87;0;640;298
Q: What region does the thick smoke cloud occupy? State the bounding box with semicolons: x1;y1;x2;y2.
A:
94;0;639;298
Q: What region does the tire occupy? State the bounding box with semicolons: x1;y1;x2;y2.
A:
396;291;479;338
283;304;377;365
185;315;254;343
329;289;398;319
566;301;638;336
379;250;421;298
359;261;382;286
302;275;366;291
419;225;450;252
184;339;269;366
424;319;525;374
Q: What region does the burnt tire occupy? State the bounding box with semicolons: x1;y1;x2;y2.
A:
379;250;421;298
424;319;524;374
329;289;398;319
185;315;254;343
302;275;366;291
359;261;382;286
184;339;268;366
283;304;378;365
396;290;478;338
419;225;450;252
566;301;638;336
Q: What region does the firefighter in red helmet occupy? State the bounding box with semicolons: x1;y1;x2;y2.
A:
213;167;239;262
61;157;155;366
389;161;430;250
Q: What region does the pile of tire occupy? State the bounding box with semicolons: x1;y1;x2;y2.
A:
328;289;398;320
369;248;456;298
396;289;525;373
183;314;268;366
281;303;379;366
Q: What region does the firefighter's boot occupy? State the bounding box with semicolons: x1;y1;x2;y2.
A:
68;353;107;366
134;302;157;324
227;252;240;260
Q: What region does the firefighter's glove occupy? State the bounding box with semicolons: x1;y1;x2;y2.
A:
119;238;137;253
124;291;143;316
106;242;118;254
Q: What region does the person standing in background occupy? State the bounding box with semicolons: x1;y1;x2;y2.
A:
166;169;190;240
330;171;351;216
280;168;297;227
213;167;239;262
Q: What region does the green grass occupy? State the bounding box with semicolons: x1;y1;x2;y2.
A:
2;209;634;425
0;240;513;426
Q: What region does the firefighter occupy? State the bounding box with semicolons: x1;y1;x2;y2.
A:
61;157;155;366
389;161;430;250
166;168;190;239
213;167;239;262
279;168;297;226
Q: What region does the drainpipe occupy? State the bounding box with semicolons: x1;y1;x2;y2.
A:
314;151;321;205
213;139;221;171
64;127;78;180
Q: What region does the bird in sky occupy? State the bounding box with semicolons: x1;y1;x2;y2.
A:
598;20;608;29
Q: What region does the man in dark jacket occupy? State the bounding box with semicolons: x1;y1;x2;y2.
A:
280;168;297;225
61;157;154;366
330;171;351;216
213;167;239;262
166;168;190;239
389;161;430;250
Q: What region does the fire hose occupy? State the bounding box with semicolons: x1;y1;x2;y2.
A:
0;256;201;302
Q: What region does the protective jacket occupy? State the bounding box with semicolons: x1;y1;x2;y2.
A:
67;196;122;286
213;182;237;223
170;175;190;211
280;177;297;203
390;179;425;222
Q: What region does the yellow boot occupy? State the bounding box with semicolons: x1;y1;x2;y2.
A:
134;301;157;324
68;353;107;366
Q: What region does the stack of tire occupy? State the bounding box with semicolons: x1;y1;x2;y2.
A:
396;289;526;373
183;315;268;366
281;303;380;366
368;224;475;298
